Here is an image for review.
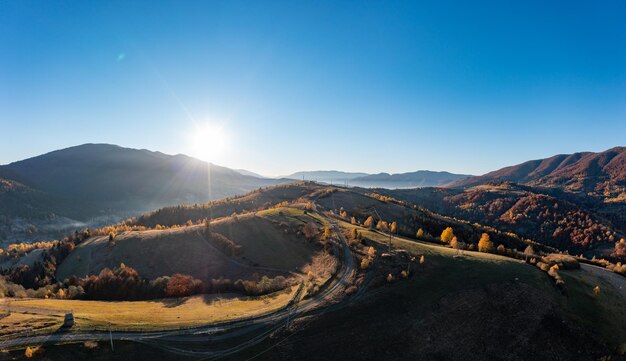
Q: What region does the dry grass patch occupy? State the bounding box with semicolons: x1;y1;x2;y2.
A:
5;287;297;331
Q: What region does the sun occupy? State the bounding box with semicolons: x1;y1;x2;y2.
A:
191;124;228;162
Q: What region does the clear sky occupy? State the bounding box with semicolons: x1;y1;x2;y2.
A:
1;1;625;176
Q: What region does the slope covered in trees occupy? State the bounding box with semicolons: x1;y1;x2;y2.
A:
450;146;626;201
368;183;625;256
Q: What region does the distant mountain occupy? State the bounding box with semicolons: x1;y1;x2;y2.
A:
0;144;287;241
234;169;268;178
284;170;471;188
284;171;369;184
351;170;471;188
450;147;626;199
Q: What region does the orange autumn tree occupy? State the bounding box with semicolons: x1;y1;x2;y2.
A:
478;233;494;253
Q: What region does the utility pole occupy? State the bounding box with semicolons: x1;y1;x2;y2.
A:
109;322;114;351
373;207;392;253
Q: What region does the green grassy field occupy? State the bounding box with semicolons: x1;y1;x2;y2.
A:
1;286;297;332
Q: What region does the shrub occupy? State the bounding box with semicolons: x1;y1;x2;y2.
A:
302;222;318;239
165;274;203;297
592;285;601;297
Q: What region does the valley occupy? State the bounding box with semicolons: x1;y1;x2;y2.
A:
0;178;624;360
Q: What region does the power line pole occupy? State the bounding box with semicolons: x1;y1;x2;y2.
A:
372;207;392;253
109;322;114;351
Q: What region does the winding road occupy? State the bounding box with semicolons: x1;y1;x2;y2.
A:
0;216;356;359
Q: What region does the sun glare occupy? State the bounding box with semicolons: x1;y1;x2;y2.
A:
191;124;228;162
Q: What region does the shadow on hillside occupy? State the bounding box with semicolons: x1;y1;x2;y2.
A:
199;293;242;306
145;297;189;308
38;324;77;348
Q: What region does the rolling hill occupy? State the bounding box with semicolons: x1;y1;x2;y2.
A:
56;210;321;283
130;182;545;253
0;144;287;241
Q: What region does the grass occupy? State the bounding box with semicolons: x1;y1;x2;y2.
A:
559;268;626;353
57;208;320;281
343;220;626;354
0;312;61;336
2;286;297;331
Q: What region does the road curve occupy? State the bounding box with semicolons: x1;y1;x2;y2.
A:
0;215;356;357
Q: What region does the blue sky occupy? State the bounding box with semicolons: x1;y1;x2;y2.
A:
1;1;625;176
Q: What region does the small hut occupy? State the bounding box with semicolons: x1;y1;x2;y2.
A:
63;313;75;327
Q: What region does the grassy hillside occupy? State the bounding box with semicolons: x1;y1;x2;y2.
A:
237;221;626;360
57;208;322;282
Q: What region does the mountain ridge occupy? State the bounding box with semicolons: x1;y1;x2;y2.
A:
450;147;626;199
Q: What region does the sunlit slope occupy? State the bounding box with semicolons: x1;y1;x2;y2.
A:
56;209;320;282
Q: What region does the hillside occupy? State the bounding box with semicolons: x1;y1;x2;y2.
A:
1;182;625;360
56;210;321;282
132;182;544;253
248;226;625;360
450;147;626;200
367;183;625;254
0;144;286;241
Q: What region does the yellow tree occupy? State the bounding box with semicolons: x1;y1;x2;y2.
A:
440;227;454;243
450;236;462;249
364;216;375;229
416;228;424;238
376;220;389;232
390;221;398;235
367;246;376;258
350;217;357;225
478;233;494;253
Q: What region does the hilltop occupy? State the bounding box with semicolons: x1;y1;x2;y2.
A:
56;210;322;283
